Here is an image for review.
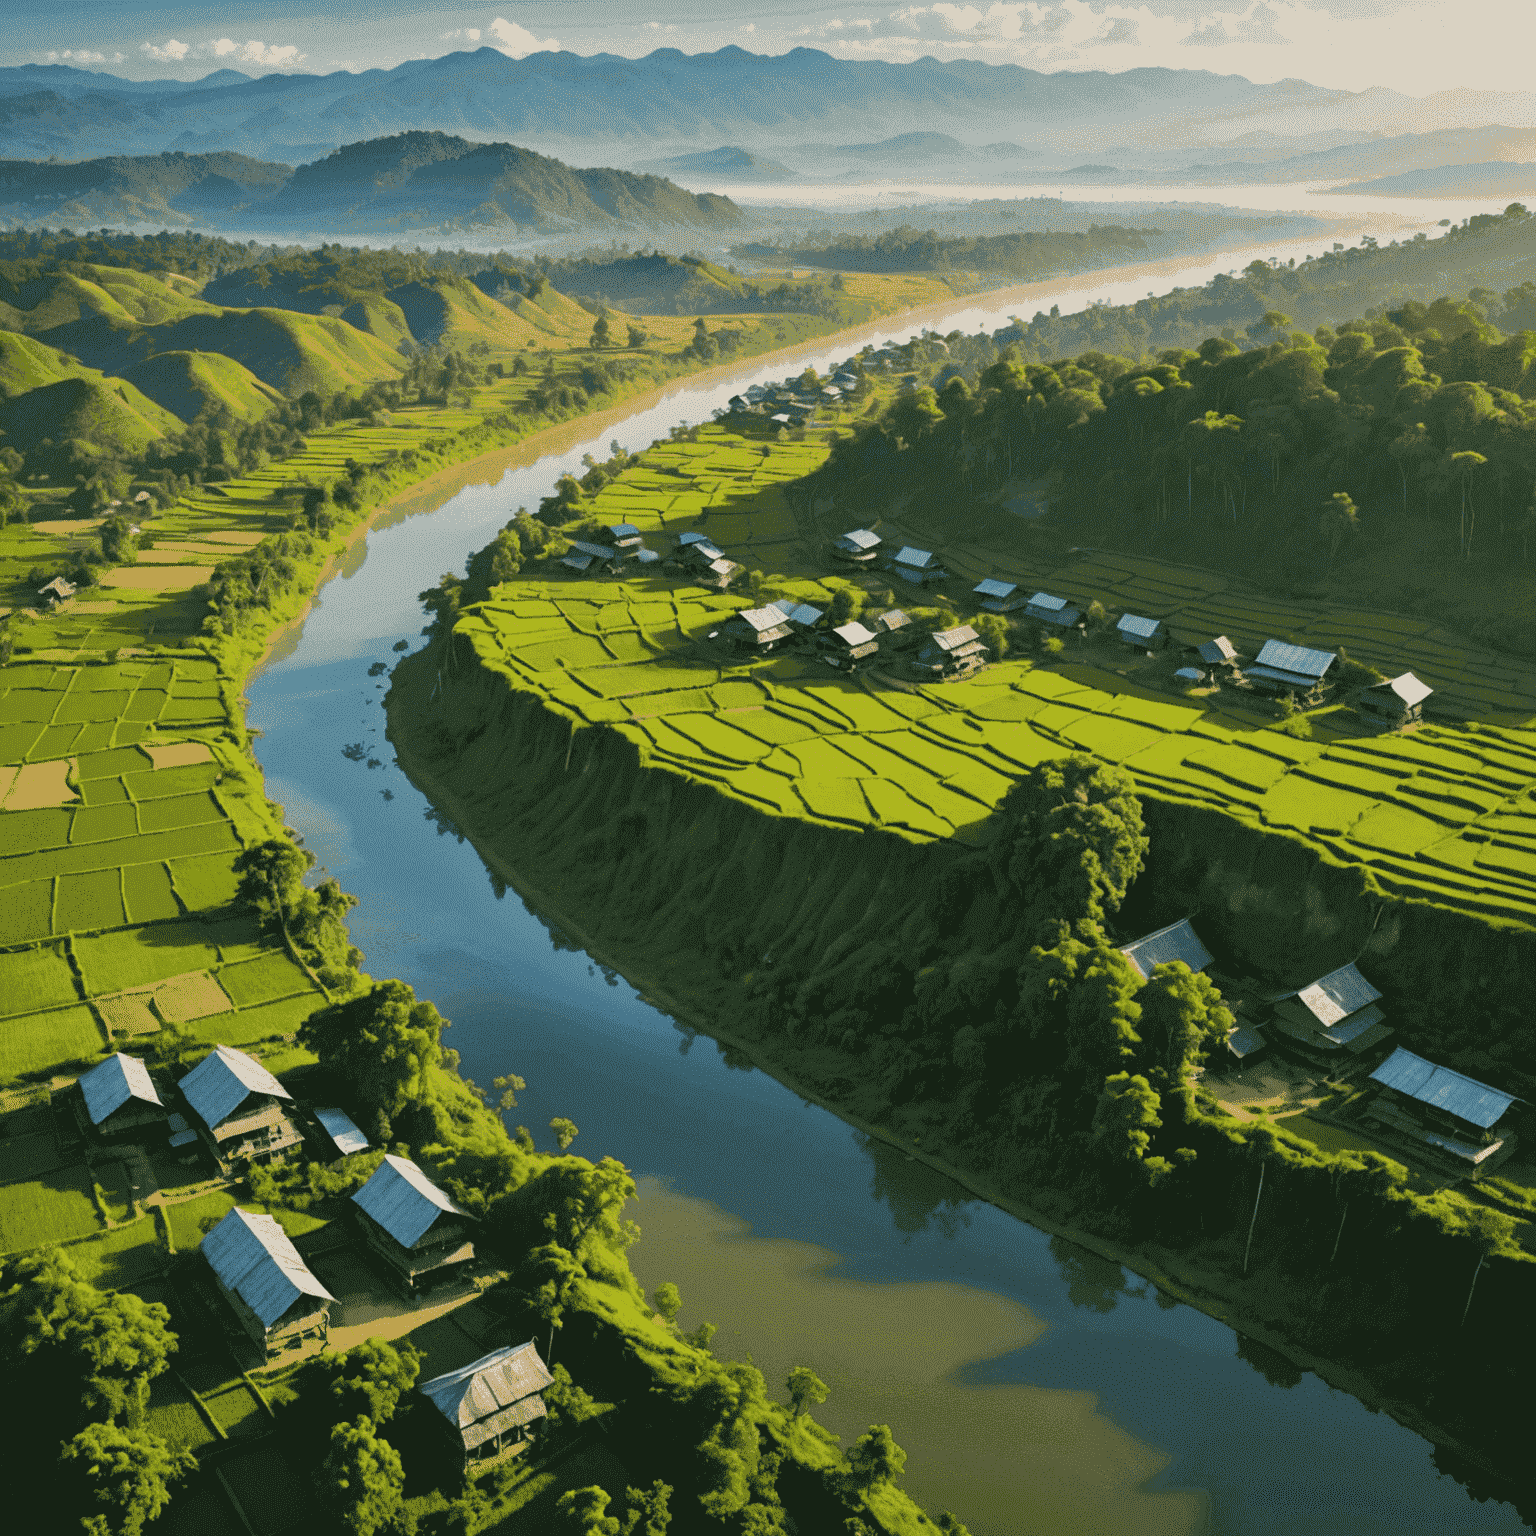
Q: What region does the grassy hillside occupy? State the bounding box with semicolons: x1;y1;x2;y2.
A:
0;330;84;396
0;372;182;457
120;350;285;424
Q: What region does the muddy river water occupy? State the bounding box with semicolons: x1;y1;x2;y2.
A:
246;244;1529;1534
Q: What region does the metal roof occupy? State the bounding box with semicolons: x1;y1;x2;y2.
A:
677;531;711;545
420;1342;554;1442
833;621;878;647
837;528;881;550
770;601;823;626
1174;667;1204;682
606;523;642;541
202;1208;333;1327
1369;1047;1518;1130
973;578;1017;599
1198;635;1237;663
80;1052;163;1125
1375;672;1433;706
1255;639;1336;679
560;553;594;571
180;1045;290;1132
735;606;790;633
1320;1003;1387;1045
1118;918;1213;981
1117;613;1163;639
1228;1025;1266;1059
1027;592;1069;612
875;609;910;631
568;539;616;560
685;540;725;561
893;547;935;568
352;1154;472;1249
1290;963;1381;1027
315;1107;369;1157
932;624;980;653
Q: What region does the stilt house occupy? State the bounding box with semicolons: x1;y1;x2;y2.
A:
890;547;948;586
178;1045;302;1173
1247;640;1336;702
1197;635;1241;671
313;1106;369;1159
201;1207;334;1358
973;579;1028;613
78;1052;165;1140
561;539;619;575
822;620;880;670
1117;614;1167;649
419;1343;554;1468
1025;592;1082;627
915;624;987;679
1358;672;1432;729
872;610;915;645
834;529;882;563
1366;1047;1521;1178
722;606;793;652
1269;962;1394;1058
352;1154;477;1291
1117;918;1213;982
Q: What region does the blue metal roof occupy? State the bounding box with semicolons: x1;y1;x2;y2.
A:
315;1107;369;1157
1027;592;1068;611
838;528;881;550
1291;963;1381;1027
1370;1047;1518;1130
1198;636;1237;663
1255;639;1336;679
353;1154;472;1249
180;1045;290;1132
202;1208;333;1327
973;578;1017;599
606;523;641;540
1118;918;1213;981
80;1052;162;1126
893;547;934;568
1117;613;1163;639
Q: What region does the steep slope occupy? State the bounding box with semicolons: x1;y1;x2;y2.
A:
0;330;85;396
0;372;180;457
0;264;218;335
120;350;285;423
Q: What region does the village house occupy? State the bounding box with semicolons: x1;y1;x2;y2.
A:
1117;613;1167;650
721;606;794;652
178;1045;303;1174
201;1207;334;1358
1024;591;1082;628
603;524;658;567
1366;1047;1521;1179
890;546;948;586
1357;672;1433;730
352;1154;477;1292
833;528;882;563
821;620;880;670
418;1342;555;1469
1174;666;1206;687
769;598;827;636
1223;1022;1270;1068
37;576;77;609
560;539;619;576
1269;962;1394;1059
1117;917;1213;981
313;1106;369;1160
914;624;988;679
674;537;741;590
1246;639;1337;703
78;1052;165;1141
973;579;1028;614
1197;635;1241;671
873;609;915;645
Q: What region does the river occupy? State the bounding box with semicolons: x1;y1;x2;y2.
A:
245;263;1531;1536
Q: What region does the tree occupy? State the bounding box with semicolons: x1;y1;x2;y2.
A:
60;1422;194;1536
1460;1206;1515;1328
550;1116;580;1151
590;312;611;349
936;1517;974;1536
509;1156;637;1260
1092;1070;1165;1179
1448;450;1487;557
232;837;313;928
1320;491;1358;565
299;980;447;1134
317;1337;421;1425
627;323;649;349
846;1424;906;1493
1136;964;1233;1082
786;1365;829;1418
315;1417;410;1536
520;1242;585;1360
559;1486;620;1535
973;612;1009;659
828;585;864;625
620;1482;672;1536
652;1282;683;1327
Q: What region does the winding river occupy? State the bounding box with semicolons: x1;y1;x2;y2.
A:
246;258;1531;1536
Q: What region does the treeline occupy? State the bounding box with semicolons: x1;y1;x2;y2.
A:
731;223;1152;277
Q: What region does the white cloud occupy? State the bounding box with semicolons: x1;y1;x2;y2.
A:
207;39;307;66
140;39;190;62
1181;2;1291;45
486;17;560;56
48;47;124;65
440;28;483;42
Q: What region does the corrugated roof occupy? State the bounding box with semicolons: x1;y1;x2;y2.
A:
875;609;910;631
1228;1025;1266;1059
635;548;660;565
705;558;738;577
1319;1003;1388;1046
684;540;725;561
80;1052;162;1125
1369;1047;1518;1130
833;621;878;647
202;1208;333;1328
973;578;1017;599
180;1045;290;1133
560;553;594;571
893;547;934;568
1117;613;1163;639
568;539;616;560
315;1107;369;1157
1027;592;1069;612
1198;635;1238;663
677;531;711;545
1255;639;1336;679
1174;667;1204;682
606;523;641;540
420;1342;554;1441
1377;672;1433;706
1291;963;1381;1027
735;606;790;633
838;528;881;550
352;1154;472;1249
1118;918;1213;981
932;624;980;653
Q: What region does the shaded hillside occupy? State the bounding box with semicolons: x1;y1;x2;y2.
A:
641;145;793;182
1346;160;1536;196
0;371;179;458
120;350;284;423
531;252;836;317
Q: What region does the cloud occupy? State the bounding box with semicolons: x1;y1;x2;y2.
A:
486;17;560;56
140;39;189;62
440;28;483;42
48;48;124;65
209;39;307;66
1088;15;1141;43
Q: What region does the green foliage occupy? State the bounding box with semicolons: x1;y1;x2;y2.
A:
652;1281;683;1326
558;1486;619;1535
619;1481;672;1536
60;1421;195;1536
786;1365;829;1418
518;1242;585;1357
972;611;1009;659
315;1417;412;1536
846;1423;906;1493
542;1363;611;1433
1092;1072;1164;1171
549;1116;580;1151
315;1337;422;1426
1136;963;1234;1083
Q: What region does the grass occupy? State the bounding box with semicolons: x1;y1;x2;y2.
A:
67;1215;165;1288
0;942;79;1016
0;1004;103;1079
166;1189;238;1252
0;1167;101;1250
145;1375;217;1454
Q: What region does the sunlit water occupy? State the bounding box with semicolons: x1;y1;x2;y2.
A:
246;263;1530;1535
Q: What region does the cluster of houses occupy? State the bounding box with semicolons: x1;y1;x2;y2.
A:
724;363;862;427
1114;917;1520;1180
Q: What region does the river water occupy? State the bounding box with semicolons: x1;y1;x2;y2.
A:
246;263;1530;1535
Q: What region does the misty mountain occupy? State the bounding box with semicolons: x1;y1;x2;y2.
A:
1342;161;1536;196
640;146;794;182
0;133;743;237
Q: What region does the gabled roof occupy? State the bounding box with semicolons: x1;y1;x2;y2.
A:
1289;962;1381;1027
1255;639;1335;680
973;578;1017;599
568;539;616;560
875;609;911;631
733;606;791;634
771;599;824;626
1198;635;1238;663
1373;672;1433;706
315;1107;369;1157
683;540;725;562
1027;592;1070;612
80;1052;163;1125
606;523;642;541
893;546;935;568
420;1343;554;1448
1370;1047;1518;1130
930;624;980;653
1174;667;1204;682
39;576;77;598
202;1208;333;1327
832;621;878;647
352;1154;472;1249
703;557;739;579
561;553;595;572
677;530;711;546
1118;918;1213;982
837;528;881;550
180;1045;291;1132
1117;613;1164;639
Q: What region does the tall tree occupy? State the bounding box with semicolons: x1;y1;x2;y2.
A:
60;1422;194;1536
314;1417;409;1536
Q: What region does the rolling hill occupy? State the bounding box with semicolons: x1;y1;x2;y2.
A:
0;371;181;459
119;350;286;423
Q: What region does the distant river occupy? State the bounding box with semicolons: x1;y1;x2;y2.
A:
245;263;1531;1535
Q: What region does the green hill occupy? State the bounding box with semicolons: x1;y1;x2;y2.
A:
0;373;180;459
120;350;285;423
0;330;86;397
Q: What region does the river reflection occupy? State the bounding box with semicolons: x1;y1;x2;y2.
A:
245;260;1533;1534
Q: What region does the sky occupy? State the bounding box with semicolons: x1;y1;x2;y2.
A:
5;0;1530;98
